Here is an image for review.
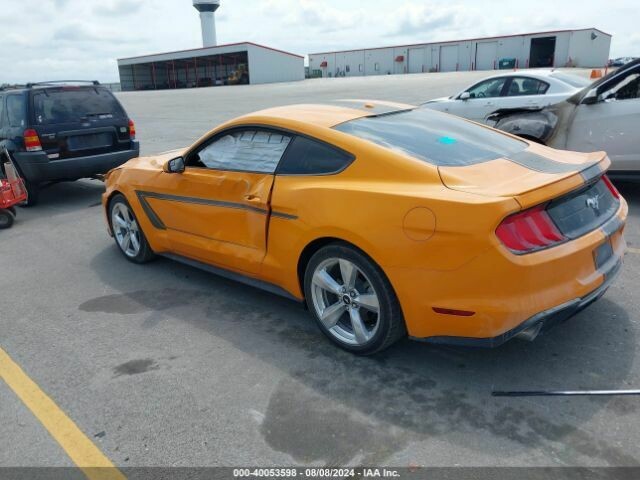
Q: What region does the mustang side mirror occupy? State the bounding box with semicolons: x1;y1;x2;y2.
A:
163;157;185;174
459;91;471;101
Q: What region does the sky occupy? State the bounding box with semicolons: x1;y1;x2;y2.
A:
1;0;638;84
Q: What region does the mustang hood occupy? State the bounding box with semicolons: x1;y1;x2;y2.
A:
438;144;610;208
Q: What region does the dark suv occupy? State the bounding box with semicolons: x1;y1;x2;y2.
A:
0;81;139;205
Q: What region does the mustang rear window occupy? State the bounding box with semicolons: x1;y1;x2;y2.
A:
334;108;527;167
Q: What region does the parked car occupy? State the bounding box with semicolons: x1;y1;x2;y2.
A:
609;57;637;67
103;101;626;354
0;81;139;205
423;70;591;123
487;59;640;178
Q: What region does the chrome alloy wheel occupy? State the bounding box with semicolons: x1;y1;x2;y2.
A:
111;202;141;258
310;258;381;346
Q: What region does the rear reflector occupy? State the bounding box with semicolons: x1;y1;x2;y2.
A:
496;204;566;254
23;129;42;152
433;307;476;317
128;119;136;140
602;175;620;199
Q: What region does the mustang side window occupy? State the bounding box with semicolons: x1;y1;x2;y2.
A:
193;129;292;173
277;136;354;175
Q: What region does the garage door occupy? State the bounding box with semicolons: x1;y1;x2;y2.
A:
476;41;498;70
440;45;458;72
408;48;425;74
430;47;439;71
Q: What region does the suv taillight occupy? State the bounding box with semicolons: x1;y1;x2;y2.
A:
128;119;136;140
24;129;42;152
496;205;566;254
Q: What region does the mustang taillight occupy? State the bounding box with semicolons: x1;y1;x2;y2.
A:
24;129;42;152
602;175;620;199
496;205;566;254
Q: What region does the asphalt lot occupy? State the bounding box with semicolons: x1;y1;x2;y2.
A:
2;70;640;471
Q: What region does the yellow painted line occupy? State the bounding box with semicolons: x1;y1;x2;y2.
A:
629;247;640;254
0;347;126;480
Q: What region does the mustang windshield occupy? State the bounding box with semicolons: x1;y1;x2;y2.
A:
334;107;527;167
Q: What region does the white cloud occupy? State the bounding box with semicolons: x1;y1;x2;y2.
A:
94;0;145;17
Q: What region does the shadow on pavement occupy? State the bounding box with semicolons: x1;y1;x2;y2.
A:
87;242;638;466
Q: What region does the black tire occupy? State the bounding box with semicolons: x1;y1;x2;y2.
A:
0;209;15;229
304;243;406;355
108;194;156;264
21;181;39;207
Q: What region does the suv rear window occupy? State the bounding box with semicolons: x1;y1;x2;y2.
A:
334;108;526;167
32;88;126;125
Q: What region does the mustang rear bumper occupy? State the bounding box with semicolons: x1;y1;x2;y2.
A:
403;201;627;347
418;256;622;348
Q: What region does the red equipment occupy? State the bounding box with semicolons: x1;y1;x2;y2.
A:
0;150;28;229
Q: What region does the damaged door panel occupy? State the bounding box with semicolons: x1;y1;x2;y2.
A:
486;59;640;175
487;106;561;144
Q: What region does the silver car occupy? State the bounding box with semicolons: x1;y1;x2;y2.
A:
423;70;591;124
486;60;640;177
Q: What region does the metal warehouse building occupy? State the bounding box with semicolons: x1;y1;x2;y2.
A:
308;28;611;78
117;42;305;91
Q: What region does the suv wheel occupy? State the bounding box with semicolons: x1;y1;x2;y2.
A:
109;194;156;263
21;181;39;207
304;243;406;355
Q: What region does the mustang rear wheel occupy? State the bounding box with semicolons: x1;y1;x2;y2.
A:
109;194;156;264
304;243;405;355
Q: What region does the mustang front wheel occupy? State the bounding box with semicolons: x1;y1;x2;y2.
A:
304;244;405;354
109;194;155;263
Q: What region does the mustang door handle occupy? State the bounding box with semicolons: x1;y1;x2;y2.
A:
244;194;262;203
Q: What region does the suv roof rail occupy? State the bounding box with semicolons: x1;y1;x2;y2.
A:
24;80;101;88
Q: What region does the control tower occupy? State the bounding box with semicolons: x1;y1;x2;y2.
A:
193;0;221;48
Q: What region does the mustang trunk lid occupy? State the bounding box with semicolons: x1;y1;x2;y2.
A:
438;145;610;209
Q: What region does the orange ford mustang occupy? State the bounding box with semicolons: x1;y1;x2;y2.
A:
102;101;627;354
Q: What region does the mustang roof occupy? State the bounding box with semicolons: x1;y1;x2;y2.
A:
236;100;415;128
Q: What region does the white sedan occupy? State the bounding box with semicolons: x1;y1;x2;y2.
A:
423;70;591;123
487;60;640;177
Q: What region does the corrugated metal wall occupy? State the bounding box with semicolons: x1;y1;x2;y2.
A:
309;29;610;78
247;46;305;84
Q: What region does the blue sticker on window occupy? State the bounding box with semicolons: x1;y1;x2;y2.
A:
438;136;457;145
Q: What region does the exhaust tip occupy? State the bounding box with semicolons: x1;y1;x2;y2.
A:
515;323;543;342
